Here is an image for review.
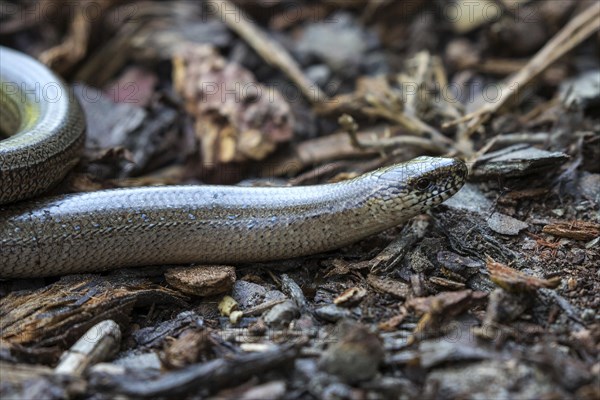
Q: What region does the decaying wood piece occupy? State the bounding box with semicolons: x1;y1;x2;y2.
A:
316;74;453;148
407;290;487;342
165;265;237;296
1;275;186;353
486;257;561;292
471;145;570;179
446;2;600;147
542;220;600;242
89;343;300;398
54;320;121;376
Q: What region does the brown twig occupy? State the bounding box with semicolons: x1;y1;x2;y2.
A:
445;2;600;152
208;0;329;105
338;114;364;150
91;343;300;398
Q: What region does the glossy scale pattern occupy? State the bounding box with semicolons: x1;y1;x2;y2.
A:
0;46;467;278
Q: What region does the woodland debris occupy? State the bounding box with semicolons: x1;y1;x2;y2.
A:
542;220;600;242
418;335;495;369
314;304;352;323
333;287;368;307
89;343;300;398
486;212;529;236
173;43;293;166
242;299;288;317
316;73;452;147
423;360;567;400
231;280;285;309
377;307;408;332
486;257;561;292
54;320;121;376
280;274;310;314
218;296;239;317
369;217;430;274
165;265;236;297
407;290;487;342
295;11;373;77
104;67;158;107
319;322;383;383
130;9;232;59
439;184;530;253
262;126;397;176
263;300;300;329
160;329;215;370
208;0;328;104
497;187;550;206
1;1;599;398
429;276;466;290
446;2;600;146
0;362;86;400
560;69;600;109
474;288;534;341
367;274;411;299
449;0;499;34
74;84;147;149
38;1;106;72
73;83;180;179
1;275;185;351
112;352;162;372
578;173;600;201
229;380;287;400
436;251;483;281
134;311;203;348
472;145;569;179
407;290;486;316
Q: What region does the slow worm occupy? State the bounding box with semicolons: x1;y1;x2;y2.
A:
0;46;467;278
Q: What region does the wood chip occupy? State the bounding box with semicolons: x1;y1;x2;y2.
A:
472;145;569;179
542;220;600;242
0;276;186;352
407;290;486;316
165;265;236;297
407;290;487;343
378;307;408;332
160;329;214;370
367;274;411;299
486;257;561;292
429;276;466;290
333;287;367;307
54;320;121;376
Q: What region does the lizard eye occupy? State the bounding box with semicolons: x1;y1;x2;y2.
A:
415;178;431;191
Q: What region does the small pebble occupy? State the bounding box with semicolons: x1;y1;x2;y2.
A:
263;300;300;329
314;304;352;322
232;280;268;308
581;308;595;322
319;321;383;383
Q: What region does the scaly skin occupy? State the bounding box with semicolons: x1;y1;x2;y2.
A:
0;46;85;205
0;46;467;278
